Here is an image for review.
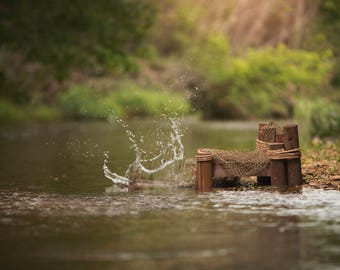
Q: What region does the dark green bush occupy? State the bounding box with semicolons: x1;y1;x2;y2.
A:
310;100;340;138
192;44;332;119
57;86;108;119
0;99;27;124
0;0;156;80
294;98;340;139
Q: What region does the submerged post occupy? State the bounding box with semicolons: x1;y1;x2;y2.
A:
196;149;213;192
283;124;303;186
269;143;288;187
257;123;276;185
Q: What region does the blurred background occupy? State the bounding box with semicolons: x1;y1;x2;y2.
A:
0;0;339;138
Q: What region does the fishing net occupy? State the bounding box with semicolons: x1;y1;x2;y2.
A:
197;122;300;177
199;148;269;177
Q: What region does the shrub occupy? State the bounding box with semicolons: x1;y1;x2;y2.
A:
109;83;190;118
310;99;340;138
192;45;333;119
0;99;27;124
294;98;340;139
0;0;156;80
57;82;190;119
189;33;230;83
30;106;61;122
0;99;62;124
57;85;108;119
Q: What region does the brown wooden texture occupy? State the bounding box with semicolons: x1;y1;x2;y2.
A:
197;160;202;191
269;143;288;186
275;132;285;143
197;160;213;192
258;122;268;136
283;124;303;186
257;124;276;186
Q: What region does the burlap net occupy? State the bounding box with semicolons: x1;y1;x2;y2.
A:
197;122;301;177
210;148;269;177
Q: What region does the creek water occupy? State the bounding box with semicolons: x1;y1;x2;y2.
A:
0;119;339;270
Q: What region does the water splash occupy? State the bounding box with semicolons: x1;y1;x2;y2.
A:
103;115;184;187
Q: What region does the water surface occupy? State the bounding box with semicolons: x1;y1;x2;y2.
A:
0;120;339;270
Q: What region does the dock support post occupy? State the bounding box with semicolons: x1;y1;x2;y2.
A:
283;124;303;186
269;143;288;187
257;123;276;186
196;149;213;192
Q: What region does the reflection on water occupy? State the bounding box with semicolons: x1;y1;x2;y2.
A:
0;120;339;270
0;120;257;195
0;188;339;269
1;188;339;222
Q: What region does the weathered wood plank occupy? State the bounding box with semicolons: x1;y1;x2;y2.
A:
269;143;288;186
198;160;213;192
257;124;276;185
283;124;303;186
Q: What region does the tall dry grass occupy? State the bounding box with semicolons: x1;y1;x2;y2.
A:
225;0;321;49
154;0;322;52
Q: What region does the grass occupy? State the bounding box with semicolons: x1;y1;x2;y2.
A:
0;99;62;124
294;98;340;139
57;82;191;120
0;82;191;124
0;99;27;124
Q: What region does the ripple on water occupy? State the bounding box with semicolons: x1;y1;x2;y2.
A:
206;189;340;221
0;188;339;225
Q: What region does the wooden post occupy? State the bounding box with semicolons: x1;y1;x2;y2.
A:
258;122;268;133
257;123;276;186
196;150;213;192
269;143;288;187
275;132;285;144
283;124;303;186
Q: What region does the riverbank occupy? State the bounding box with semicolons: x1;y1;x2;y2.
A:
0;83;190;124
185;140;340;191
302;139;340;191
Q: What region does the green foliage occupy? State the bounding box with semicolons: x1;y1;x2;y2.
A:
0;99;27;124
319;0;340;86
110;85;190;118
153;1;202;56
57;86;108;119
310;100;340;138
193;45;332;119
0;0;155;80
0;0;157;110
0;49;56;105
30;106;61;122
0;99;62;124
57;83;190;119
295;98;340;139
190;33;230;83
0;0;337;128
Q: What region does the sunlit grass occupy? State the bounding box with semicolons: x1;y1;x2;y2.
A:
57;82;191;120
